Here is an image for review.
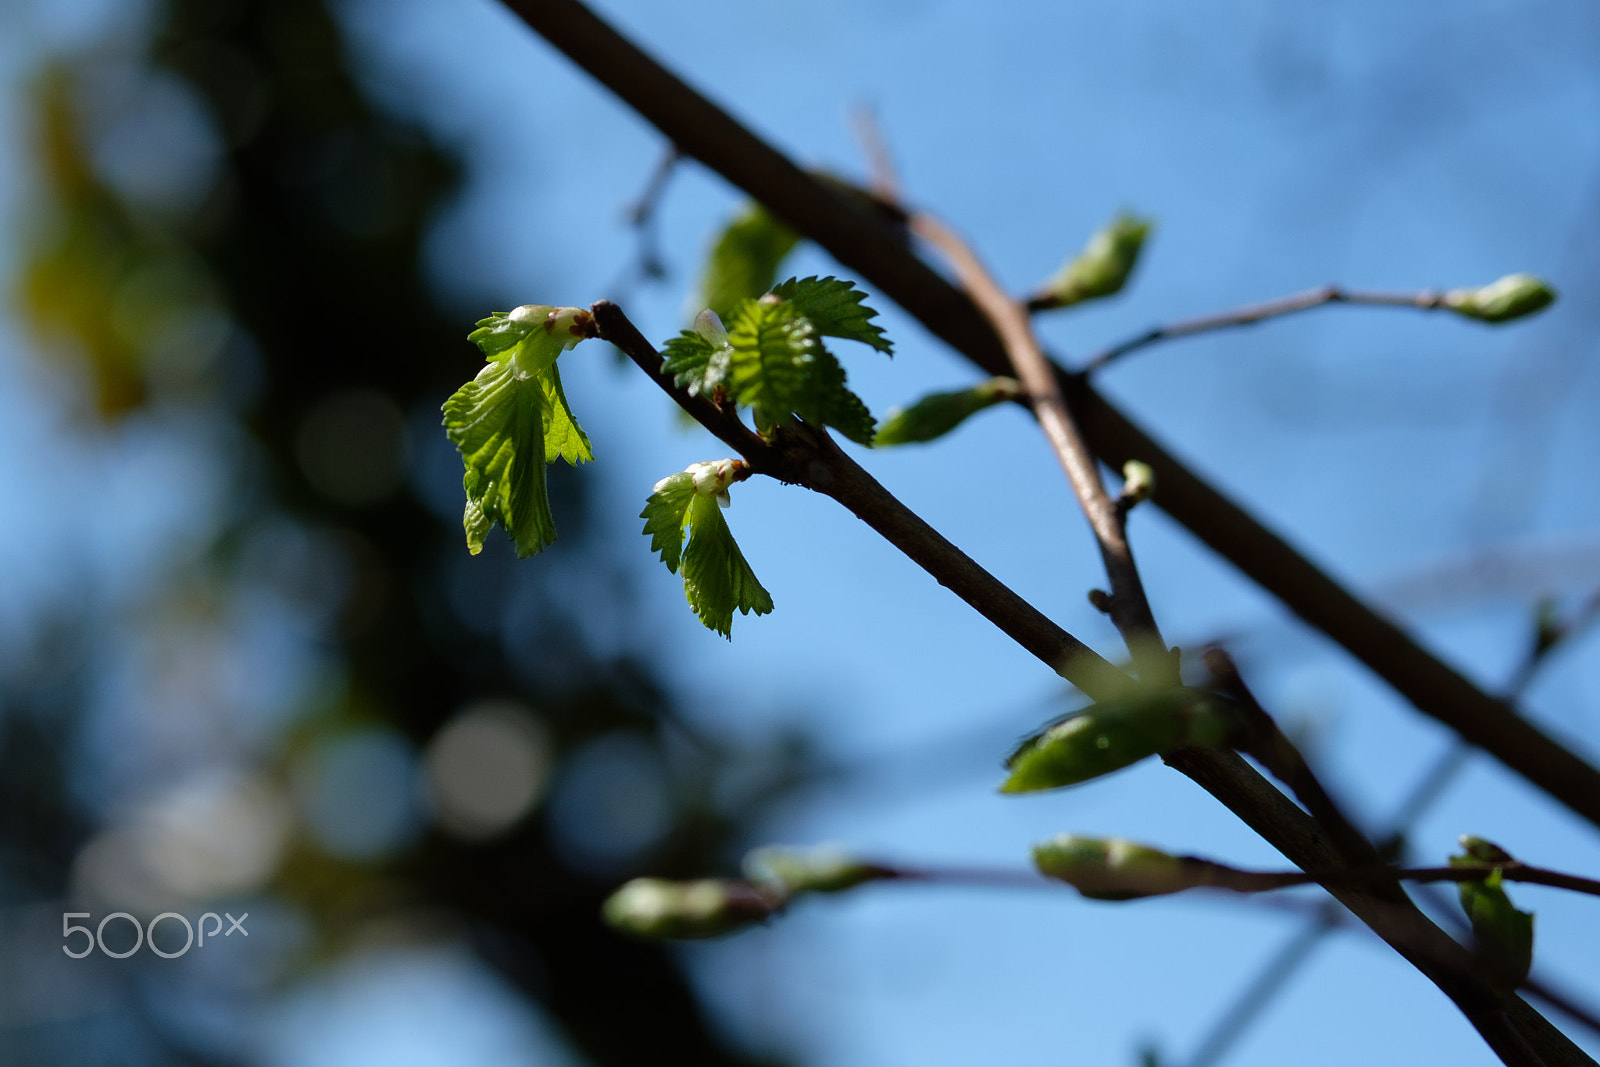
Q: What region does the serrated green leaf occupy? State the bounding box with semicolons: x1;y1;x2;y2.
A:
640;471;697;573
537;364;592;464
443;358;555;558
698;204;799;320
722;298;876;442
875;377;1019;446
661;329;731;398
1453;865;1534;987
445;305;594;558
769;276;892;354
725;297;818;432
681;492;773;638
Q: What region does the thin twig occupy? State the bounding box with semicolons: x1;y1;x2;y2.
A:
911;212;1173;683
1082;285;1451;373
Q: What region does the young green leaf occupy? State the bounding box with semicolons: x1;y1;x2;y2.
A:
1001;688;1239;793
1035;211;1153;311
603;878;777;940
697;203;799;320
769;276;893;354
1450;836;1534;987
721;296;878;443
444;305;594;558
1032;835;1210;901
875;377;1021;446
640;460;773;638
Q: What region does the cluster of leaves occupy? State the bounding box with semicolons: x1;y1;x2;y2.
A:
640;460;772;638
660;275;891;444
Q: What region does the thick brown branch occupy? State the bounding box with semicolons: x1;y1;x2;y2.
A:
1083;285;1450;373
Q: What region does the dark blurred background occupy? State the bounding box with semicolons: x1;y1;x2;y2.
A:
0;1;809;1062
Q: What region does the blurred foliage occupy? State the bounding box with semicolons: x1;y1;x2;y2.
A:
3;0;806;1063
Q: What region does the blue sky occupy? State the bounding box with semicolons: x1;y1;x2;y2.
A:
4;0;1600;1064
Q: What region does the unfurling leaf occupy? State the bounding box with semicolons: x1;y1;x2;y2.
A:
1451;836;1534;986
697;203;799;320
875;377;1020;446
640;460;773;638
1443;273;1556;324
769;276;894;354
1033;835;1212;901
1036;211;1153;310
744;845;894;896
1001;688;1239;793
603;878;777;940
444;305;595;557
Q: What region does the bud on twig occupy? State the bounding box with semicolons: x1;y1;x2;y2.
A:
1033;212;1153;311
1442;273;1556;324
603;877;778;940
1032;835;1213;900
743;845;895;895
1118;460;1156;509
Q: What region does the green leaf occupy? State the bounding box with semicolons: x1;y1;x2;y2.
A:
443;359;555;557
640;461;773;638
1451;836;1534;986
723;297;877;442
697;203;799;320
660;328;730;399
769;276;893;354
875;377;1020;446
1001;688;1239;793
444;305;594;557
640;470;697;573
682;492;773;638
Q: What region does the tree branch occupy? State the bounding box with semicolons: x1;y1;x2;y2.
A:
500;0;1600;841
589;298;1587;1067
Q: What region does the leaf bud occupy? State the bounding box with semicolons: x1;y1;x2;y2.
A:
743;845;894;896
1120;460;1156;506
874;377;1021;446
686;458;744;497
1032;835;1211;900
1000;688;1240;793
602;877;776;940
1443;273;1556;324
1037;212;1153;310
1454;834;1515;865
693;308;730;349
